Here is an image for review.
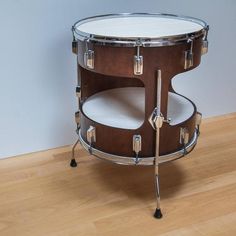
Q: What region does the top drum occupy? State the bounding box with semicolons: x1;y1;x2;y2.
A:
72;13;208;77
73;13;208;47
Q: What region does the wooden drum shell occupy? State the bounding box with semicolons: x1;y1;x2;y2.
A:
75;36;203;158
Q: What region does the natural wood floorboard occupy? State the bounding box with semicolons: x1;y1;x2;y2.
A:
0;113;236;236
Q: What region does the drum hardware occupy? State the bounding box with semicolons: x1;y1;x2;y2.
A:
70;112;80;168
72;26;78;54
134;44;143;75
84;39;94;69
72;13;208;48
75;111;80;125
133;135;142;164
70;139;79;167
78;128;199;165
149;109;164;130
70;84;81;167
180;127;190;155
196;112;202;136
153;69;163;219
76;86;81;98
201;25;209;55
87;126;96;154
165;117;171;123
184;36;194;70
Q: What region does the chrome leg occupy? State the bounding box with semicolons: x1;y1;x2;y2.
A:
154;164;162;218
70;138;79;167
149;70;163;219
153;122;163;219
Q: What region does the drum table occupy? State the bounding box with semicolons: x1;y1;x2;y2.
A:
70;13;209;218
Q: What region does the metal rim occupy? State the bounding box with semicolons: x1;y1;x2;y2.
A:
72;13;208;47
78;128;198;166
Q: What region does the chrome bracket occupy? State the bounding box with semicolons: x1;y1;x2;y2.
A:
84;39;94;69
201;25;209;55
196;112;202;136
134;45;143;75
148;108;165;130
75;111;80;125
184;36;194;69
180;127;189;155
86;126;96;154
76;86;81;98
75;85;81;131
133;135;142;164
71;26;78;54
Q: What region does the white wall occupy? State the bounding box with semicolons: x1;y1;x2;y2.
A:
0;0;235;159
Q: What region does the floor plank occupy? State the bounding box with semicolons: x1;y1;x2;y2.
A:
0;113;236;236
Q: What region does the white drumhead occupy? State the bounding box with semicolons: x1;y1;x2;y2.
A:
76;15;203;38
82;87;194;129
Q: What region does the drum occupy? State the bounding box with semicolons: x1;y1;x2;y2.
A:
70;13;209;218
71;13;208;163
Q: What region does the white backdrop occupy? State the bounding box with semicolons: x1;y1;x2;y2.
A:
0;0;235;159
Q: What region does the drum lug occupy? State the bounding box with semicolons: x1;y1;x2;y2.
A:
201;40;208;55
71;26;78;54
184;36;194;69
87;126;96;154
133;135;142;164
180;127;189;155
134;45;143;75
84;50;94;69
75;86;81;130
201;25;209;55
75;111;80;125
76;86;81;98
84;39;94;69
196;112;202;136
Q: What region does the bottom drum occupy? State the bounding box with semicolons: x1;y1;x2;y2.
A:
78;87;201;165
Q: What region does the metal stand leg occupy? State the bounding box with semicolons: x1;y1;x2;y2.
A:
154;121;163;219
70;49;82;168
154;170;162;218
149;70;164;219
70;138;79;167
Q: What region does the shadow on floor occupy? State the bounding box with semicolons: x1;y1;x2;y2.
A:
89;159;185;202
55;150;186;209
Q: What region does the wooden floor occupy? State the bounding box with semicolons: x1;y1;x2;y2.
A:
0;113;236;236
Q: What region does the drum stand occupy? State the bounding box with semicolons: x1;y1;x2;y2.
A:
69;70;165;218
70;69;81;168
149;70;164;218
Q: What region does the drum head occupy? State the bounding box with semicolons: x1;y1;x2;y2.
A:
82;87;194;129
74;14;207;45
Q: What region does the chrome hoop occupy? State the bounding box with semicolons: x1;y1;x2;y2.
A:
78;128;198;166
72;13;208;47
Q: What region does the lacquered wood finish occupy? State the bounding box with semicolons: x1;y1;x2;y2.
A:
76;36;203;157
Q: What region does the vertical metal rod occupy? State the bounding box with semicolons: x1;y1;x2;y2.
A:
72;139;79;159
157;70;162;114
137;46;140;57
70;52;81;168
154;69;163;219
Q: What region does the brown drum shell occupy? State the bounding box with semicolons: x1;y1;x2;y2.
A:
80;97;197;157
76;37;203;78
76;36;202;158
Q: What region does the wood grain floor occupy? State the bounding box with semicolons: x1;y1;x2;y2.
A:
0;113;236;236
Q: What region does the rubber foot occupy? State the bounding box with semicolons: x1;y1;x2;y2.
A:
154;208;163;219
70;159;77;167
